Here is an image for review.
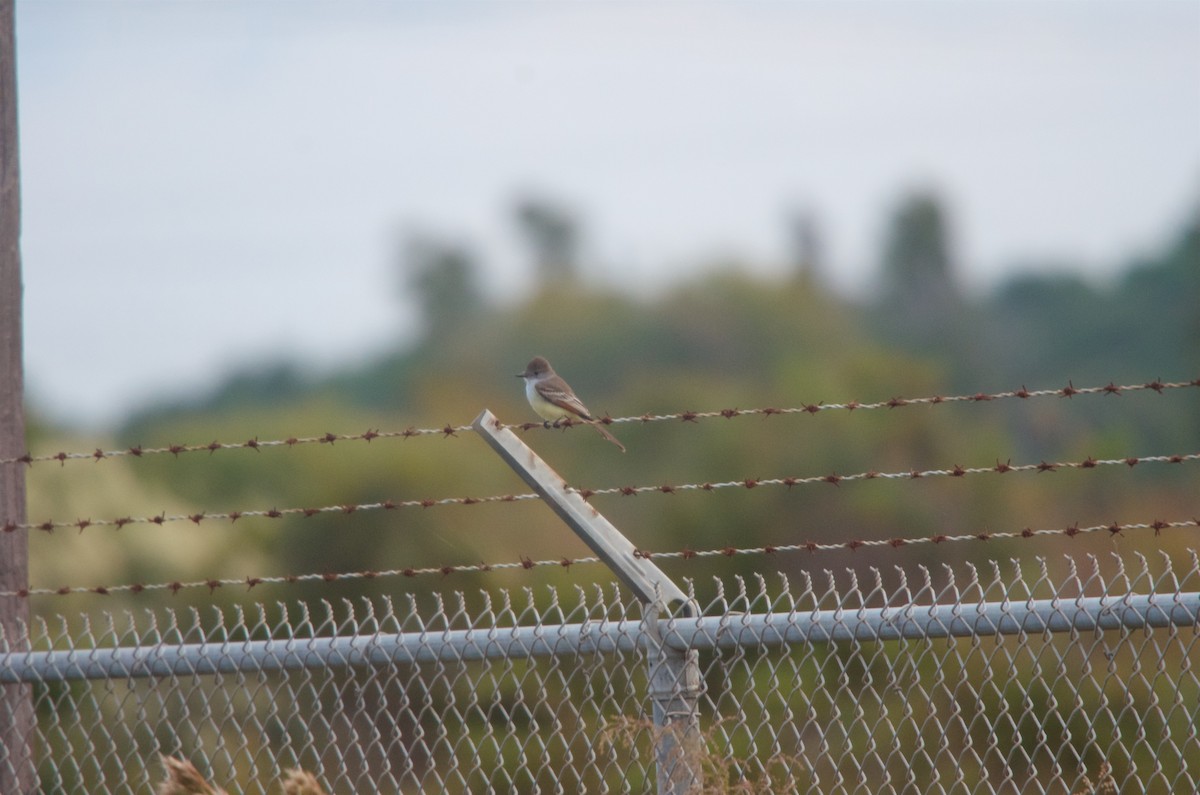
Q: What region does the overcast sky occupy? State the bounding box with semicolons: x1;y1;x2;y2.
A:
16;1;1200;428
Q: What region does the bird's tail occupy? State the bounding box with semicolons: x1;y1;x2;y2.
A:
588;421;626;453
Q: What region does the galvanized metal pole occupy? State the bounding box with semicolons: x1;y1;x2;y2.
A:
0;0;33;789
473;410;703;793
645;628;704;795
4;591;1193;683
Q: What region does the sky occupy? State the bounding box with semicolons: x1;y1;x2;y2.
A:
14;1;1200;428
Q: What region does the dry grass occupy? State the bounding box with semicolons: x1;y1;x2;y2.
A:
599;716;806;794
156;757;328;795
155;757;227;795
279;768;330;795
1071;761;1117;795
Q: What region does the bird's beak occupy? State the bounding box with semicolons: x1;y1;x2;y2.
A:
515;372;525;378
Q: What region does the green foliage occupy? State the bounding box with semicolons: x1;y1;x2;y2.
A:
980;205;1199;455
879;190;960;305
873;189;982;386
27;193;1195;615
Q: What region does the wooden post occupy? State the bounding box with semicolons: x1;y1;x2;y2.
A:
0;0;34;790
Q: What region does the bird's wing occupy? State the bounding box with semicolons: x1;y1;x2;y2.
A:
536;379;593;420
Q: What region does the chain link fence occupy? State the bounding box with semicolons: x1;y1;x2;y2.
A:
1;549;1197;794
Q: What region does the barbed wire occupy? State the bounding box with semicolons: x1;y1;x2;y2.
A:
4;377;1194;468
5;491;544;534
8;451;1196;535
5;517;1196;599
2;424;475;468
575;452;1198;500
603;377;1198;426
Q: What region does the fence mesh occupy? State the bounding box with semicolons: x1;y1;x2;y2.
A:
3;550;1198;794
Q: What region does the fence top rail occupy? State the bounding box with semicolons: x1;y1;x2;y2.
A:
2;589;1196;683
3;548;1196;653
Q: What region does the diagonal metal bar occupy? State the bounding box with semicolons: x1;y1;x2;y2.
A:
473;409;704;793
473;409;692;614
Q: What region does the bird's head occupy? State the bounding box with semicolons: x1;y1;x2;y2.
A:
517;357;554;379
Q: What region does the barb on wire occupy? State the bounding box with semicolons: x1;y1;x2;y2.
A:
5;377;1195;468
4;517;1196;599
8;451;1197;535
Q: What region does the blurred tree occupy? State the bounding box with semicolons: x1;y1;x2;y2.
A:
988;270;1103;380
875;189;977;382
879;190;962;320
786;207;825;288
1138;198;1199;374
977;198;1199;455
984;198;1198;384
401;231;483;341
514;196;580;284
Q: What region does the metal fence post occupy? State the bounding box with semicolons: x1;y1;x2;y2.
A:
473;410;704;793
644;609;704;795
0;0;33;790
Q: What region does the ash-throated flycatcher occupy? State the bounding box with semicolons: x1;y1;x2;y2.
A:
517;356;626;452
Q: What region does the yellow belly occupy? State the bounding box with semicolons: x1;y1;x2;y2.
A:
526;383;573;422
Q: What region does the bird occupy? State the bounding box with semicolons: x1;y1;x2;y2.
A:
516;356;626;452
